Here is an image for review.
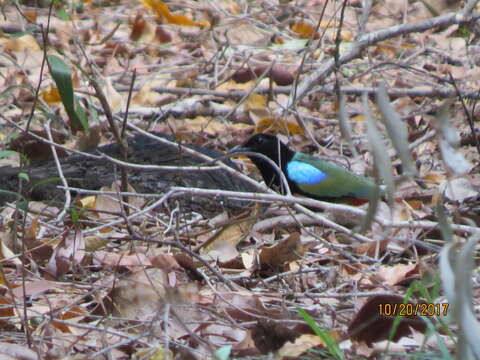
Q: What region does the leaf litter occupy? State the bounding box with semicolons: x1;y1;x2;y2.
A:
0;0;479;358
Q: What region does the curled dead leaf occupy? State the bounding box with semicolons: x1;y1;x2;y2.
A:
200;216;254;263
232;65;295;86
259;233;304;270
130;12;147;41
255;117;304;135
140;0;209;27
252;319;299;354
290;21;319;39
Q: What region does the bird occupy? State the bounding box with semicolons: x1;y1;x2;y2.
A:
230;133;380;204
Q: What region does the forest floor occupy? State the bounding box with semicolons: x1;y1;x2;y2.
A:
0;0;480;359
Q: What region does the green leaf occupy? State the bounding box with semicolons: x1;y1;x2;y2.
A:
18;172;30;182
68;206;82;226
30;177;61;192
9;29;37;38
215;345;231;360
74;95;89;131
17;200;29;211
0;189;24;200
47;54;88;132
0;150;18;159
56;7;70;20
297;308;345;360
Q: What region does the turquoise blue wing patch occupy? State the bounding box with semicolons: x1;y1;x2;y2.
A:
286;160;329;184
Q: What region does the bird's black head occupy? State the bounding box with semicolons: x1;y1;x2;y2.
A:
230;134;295;191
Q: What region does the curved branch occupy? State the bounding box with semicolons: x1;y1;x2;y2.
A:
289;9;480;107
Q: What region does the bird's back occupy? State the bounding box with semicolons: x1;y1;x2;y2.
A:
287;152;377;201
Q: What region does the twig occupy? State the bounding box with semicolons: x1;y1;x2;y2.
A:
169;186;480;235
464;0;480;14
288;9;480;108
81;189;175;235
223;61;276;121
121;85;480;123
449;73;480;156
43;121;70;223
140;237;234;289
98;152;223;172
408;130;436;150
24;4;53;135
1;116;102;160
288;0;329;119
358;0;373;34
170;186;373;242
121;69;136;138
116;84;480;102
292;290;402;298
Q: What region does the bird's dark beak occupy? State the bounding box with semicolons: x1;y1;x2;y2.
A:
228;145;249;155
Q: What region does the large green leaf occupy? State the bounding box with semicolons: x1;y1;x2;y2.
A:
47;54;88;132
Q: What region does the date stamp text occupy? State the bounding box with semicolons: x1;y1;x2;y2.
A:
378;303;449;317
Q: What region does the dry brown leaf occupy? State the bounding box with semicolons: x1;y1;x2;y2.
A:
2;34;40;52
174;117;229;136
93;182;145;221
52;305;88;333
0;297;14;318
232;65;295;86
73;125;102;152
133;346;173;360
251;319;298;354
245;93;267;112
140;0;209;27
0;342;38;360
132;80;176;106
226;22;270;46
340;262;367;276
278;332;340;357
104;77;124;113
220;291;283;321
133;18;157;44
93;250;152;269
84;234;111;252
354;239;389;258
440;178;478;202
130;12;147;41
110;268;202;321
8;129;68;162
422;172;446;188
241;248;257;271
259;233;304;269
40;85;62;104
11;279;60;299
290;21;319;39
255;117;304;135
377;263;420;286
150;253;182;271
200;217;254;263
111;268;168;319
46;230;85;278
0;233;21;267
